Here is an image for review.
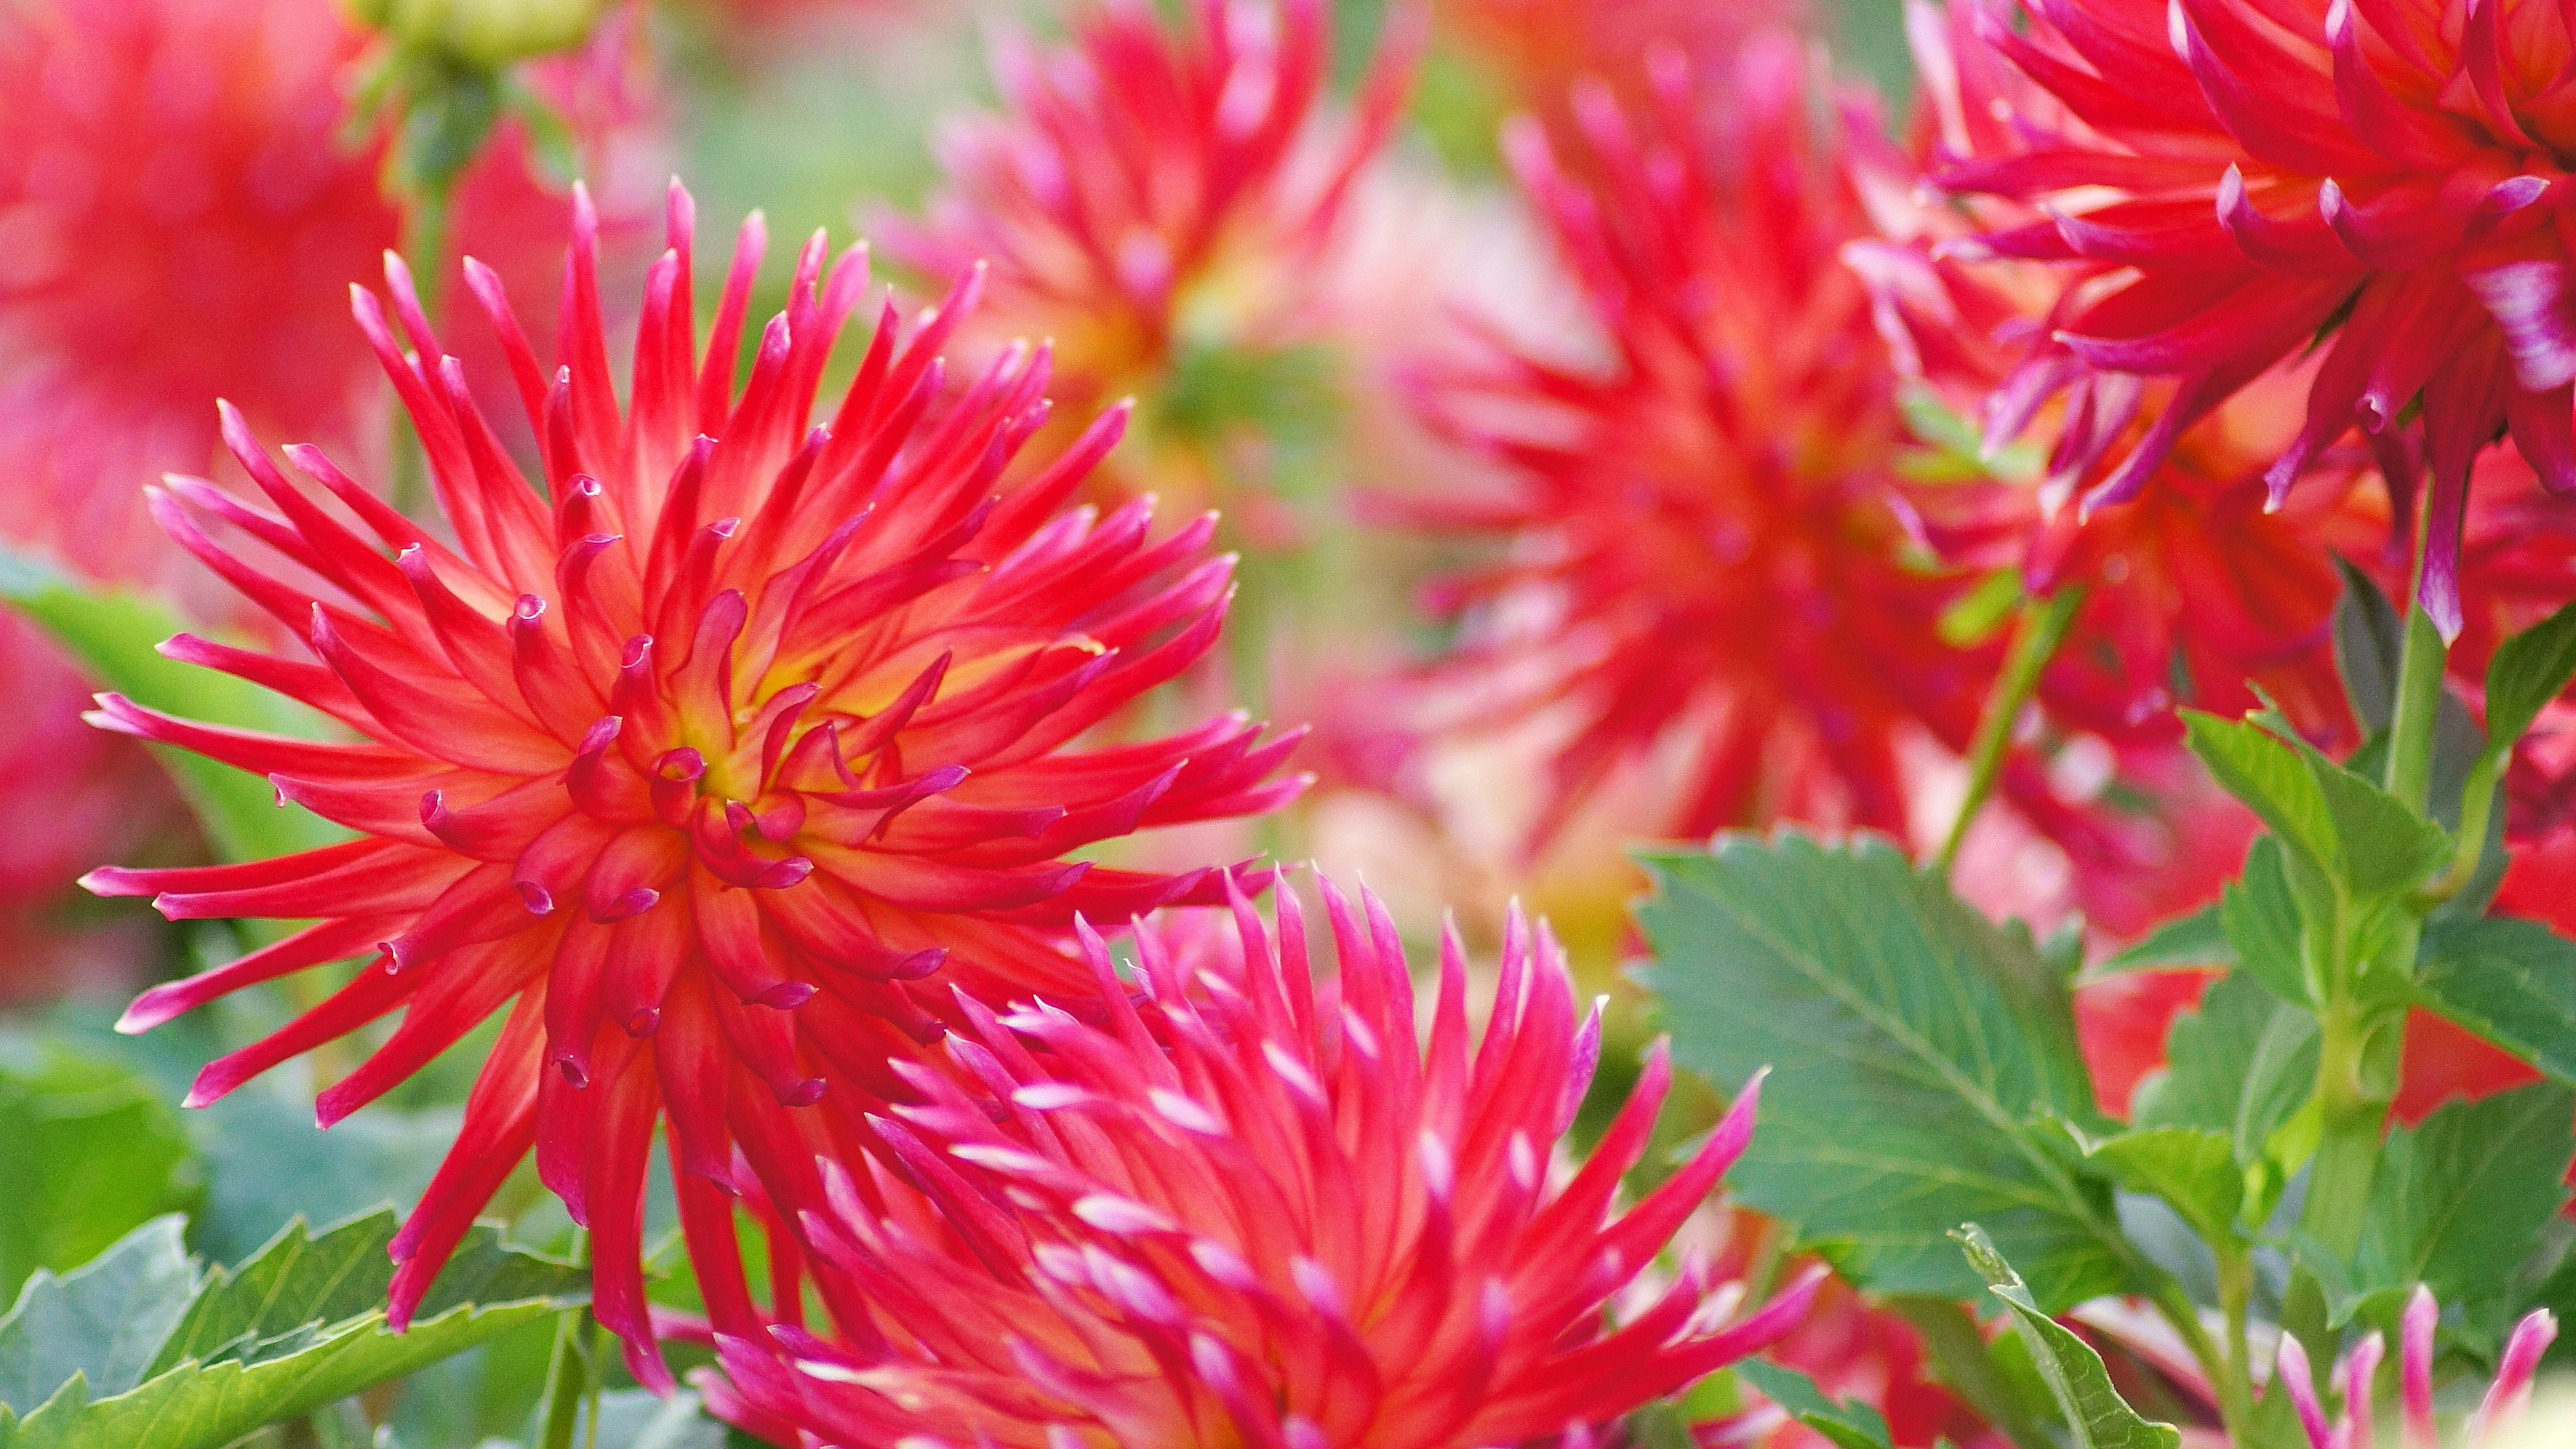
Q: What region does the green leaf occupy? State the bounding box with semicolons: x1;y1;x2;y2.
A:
2083;1127;2244;1249
2131;971;2318;1227
2354;1084;2575;1314
1636;832;2130;1310
0;1044;201;1305
0;545;339;863
1952;1226;2183;1449
1737;1360;1895;1449
584;1389;729;1449
2220;837;2312;1006
2414;916;2576;1087
2481;599;2576;757
2180;710;2449;900
2332;556;2402;731
0;1212;586;1449
2087;905;2231;981
0;1220;196;1415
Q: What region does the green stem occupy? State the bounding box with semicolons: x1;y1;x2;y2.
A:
1939;588;2086;873
2438;745;2506;899
534;1230;596;1449
2383;604;2447;813
2298;995;2406;1259
2212;1246;2258;1441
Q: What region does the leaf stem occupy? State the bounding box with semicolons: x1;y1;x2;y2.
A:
2298;994;2404;1260
2212;1246;2258;1442
534;1228;597;1449
2383;604;2447;814
1939;588;2084;873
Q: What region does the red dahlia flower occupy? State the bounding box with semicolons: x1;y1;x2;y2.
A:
84;184;1302;1384
1409;38;1992;847
1931;0;2576;637
889;0;1418;521
0;0;400;592
700;879;1821;1448
1845;1;2365;747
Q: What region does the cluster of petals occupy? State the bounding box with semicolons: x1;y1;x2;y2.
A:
700;876;1819;1448
83;182;1302;1383
1407;35;1994;847
1845;0;2368;747
888;0;1418;511
2274;1289;2556;1448
1926;0;2576;637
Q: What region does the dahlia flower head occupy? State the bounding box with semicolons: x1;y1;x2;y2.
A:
888;0;1419;516
700;876;1821;1448
1840;0;2369;747
84;181;1304;1385
1409;35;1994;847
1927;0;2576;639
0;0;399;589
2274;1289;2555;1449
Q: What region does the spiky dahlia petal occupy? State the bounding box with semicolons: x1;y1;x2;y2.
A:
2271;1287;2555;1449
697;875;1817;1448
95;182;1299;1382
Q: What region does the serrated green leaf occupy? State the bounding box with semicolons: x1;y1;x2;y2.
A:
2131;972;2318;1174
1737;1360;1895;1449
2482;600;2576;756
1636;833;2130;1310
2181;710;2448;900
0;1219;196;1417
2084;1127;2244;1249
2220;838;2311;1006
0;544;339;863
0;1212;585;1449
2354;1083;2575;1315
2087;904;2231;981
2414;916;2576;1087
0;1044;201;1304
1953;1226;2183;1449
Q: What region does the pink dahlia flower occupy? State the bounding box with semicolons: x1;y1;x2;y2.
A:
888;0;1419;519
1929;0;2576;637
85;183;1303;1384
700;878;1820;1447
1407;37;1992;847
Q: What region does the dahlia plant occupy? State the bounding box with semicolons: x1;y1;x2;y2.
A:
11;1;2576;1448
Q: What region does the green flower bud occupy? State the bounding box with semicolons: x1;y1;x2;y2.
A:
341;0;606;67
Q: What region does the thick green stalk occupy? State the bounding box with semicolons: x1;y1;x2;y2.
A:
2214;1247;2257;1440
2300;992;2406;1259
2383;604;2447;812
2294;602;2443;1256
1938;588;2085;873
